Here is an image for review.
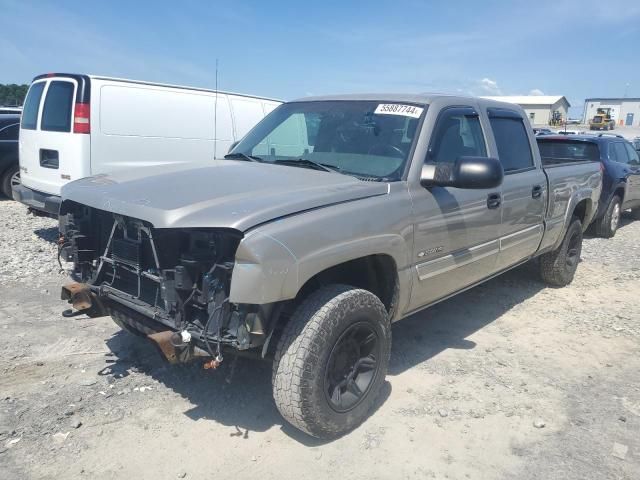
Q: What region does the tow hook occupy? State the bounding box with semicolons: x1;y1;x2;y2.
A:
203;355;224;370
147;330;210;365
61;282;106;318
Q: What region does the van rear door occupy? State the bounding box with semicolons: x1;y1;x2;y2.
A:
19;75;91;196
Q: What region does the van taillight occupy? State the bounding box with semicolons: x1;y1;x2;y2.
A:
73;103;90;134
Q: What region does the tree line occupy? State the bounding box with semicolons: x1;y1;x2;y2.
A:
0;84;29;106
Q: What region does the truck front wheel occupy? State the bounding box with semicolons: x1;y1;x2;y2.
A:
272;285;391;439
539;217;583;287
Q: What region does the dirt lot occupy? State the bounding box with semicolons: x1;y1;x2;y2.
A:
1;198;639;480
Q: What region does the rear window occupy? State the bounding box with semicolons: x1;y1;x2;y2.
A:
538;140;600;165
21;82;46;130
489;117;534;172
41;81;75;132
592;115;603;123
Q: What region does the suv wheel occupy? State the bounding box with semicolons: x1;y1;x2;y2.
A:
1;164;19;198
594;196;621;238
272;285;390;439
539;216;583;287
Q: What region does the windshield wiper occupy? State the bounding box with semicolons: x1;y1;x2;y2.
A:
223;152;265;163
274;158;341;173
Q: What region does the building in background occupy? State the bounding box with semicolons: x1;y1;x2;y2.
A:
583;98;640;127
481;95;570;125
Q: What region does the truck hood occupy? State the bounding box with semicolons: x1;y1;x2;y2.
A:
61;160;389;230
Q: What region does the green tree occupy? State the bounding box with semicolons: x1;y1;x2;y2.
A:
0;84;29;106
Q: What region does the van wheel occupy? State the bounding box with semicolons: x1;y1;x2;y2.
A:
1;164;19;198
272;285;390;439
594;196;621;238
539;217;583;287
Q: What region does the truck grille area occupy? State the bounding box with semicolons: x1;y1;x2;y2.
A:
59;201;243;333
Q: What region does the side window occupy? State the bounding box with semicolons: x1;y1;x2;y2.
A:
41;81;75;132
610;143;629;164
489;116;534;172
427;108;486;163
21;81;46;130
623;143;639;166
0;124;19;140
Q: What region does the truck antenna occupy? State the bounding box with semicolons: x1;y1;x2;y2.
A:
214;58;219;160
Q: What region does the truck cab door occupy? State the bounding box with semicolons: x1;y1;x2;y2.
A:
486;109;546;270
408;106;502;310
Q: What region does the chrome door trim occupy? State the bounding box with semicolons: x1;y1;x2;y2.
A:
416;239;499;281
499;224;542;251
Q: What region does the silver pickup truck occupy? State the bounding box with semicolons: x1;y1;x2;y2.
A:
58;94;601;438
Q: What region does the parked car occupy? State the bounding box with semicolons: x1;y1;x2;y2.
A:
537;133;640;237
533;127;555;136
58;94;601;439
556;128;584;135
13;73;281;217
0;113;20;197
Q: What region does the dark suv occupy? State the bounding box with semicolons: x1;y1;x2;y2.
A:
537;134;640;237
0;114;20;198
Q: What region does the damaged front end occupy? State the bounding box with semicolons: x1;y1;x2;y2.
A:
59;201;271;365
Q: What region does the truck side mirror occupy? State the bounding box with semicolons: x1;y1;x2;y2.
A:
420;156;503;189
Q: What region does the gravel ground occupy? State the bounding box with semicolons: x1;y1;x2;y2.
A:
0;197;639;480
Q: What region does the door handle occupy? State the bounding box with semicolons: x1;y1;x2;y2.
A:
532;185;543;199
487;193;501;209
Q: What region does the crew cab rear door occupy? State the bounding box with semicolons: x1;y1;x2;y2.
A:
486;108;546;270
408;105;502;309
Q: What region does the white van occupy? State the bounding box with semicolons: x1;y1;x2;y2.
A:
14;73;281;215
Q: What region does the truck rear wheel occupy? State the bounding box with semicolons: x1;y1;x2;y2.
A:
594;196;621;238
272;285;390;439
539;217;583;287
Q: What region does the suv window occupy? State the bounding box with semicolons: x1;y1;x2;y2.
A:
538;139;600;165
0;124;19;140
427;108;486;163
624;142;640;166
609;142;629;164
21;82;46;130
41;81;75;132
490;116;534;172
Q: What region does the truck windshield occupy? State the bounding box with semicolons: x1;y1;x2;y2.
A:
229;100;425;181
593;116;603;123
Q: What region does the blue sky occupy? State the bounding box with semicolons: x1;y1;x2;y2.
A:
2;0;639;116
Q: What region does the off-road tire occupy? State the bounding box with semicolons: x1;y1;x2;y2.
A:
539;217;583;287
594;196;621;238
1;163;19;198
272;285;391;439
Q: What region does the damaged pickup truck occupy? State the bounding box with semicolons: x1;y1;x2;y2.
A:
58;94;602;438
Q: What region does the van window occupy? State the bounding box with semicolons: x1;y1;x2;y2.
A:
490;117;534;172
0;124;19;140
21;82;46;130
41;81;75;132
427;108;486;163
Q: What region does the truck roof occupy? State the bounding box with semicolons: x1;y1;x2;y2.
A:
291;93;524;110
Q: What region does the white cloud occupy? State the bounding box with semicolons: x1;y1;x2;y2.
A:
479;78;502;95
529;88;545;96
